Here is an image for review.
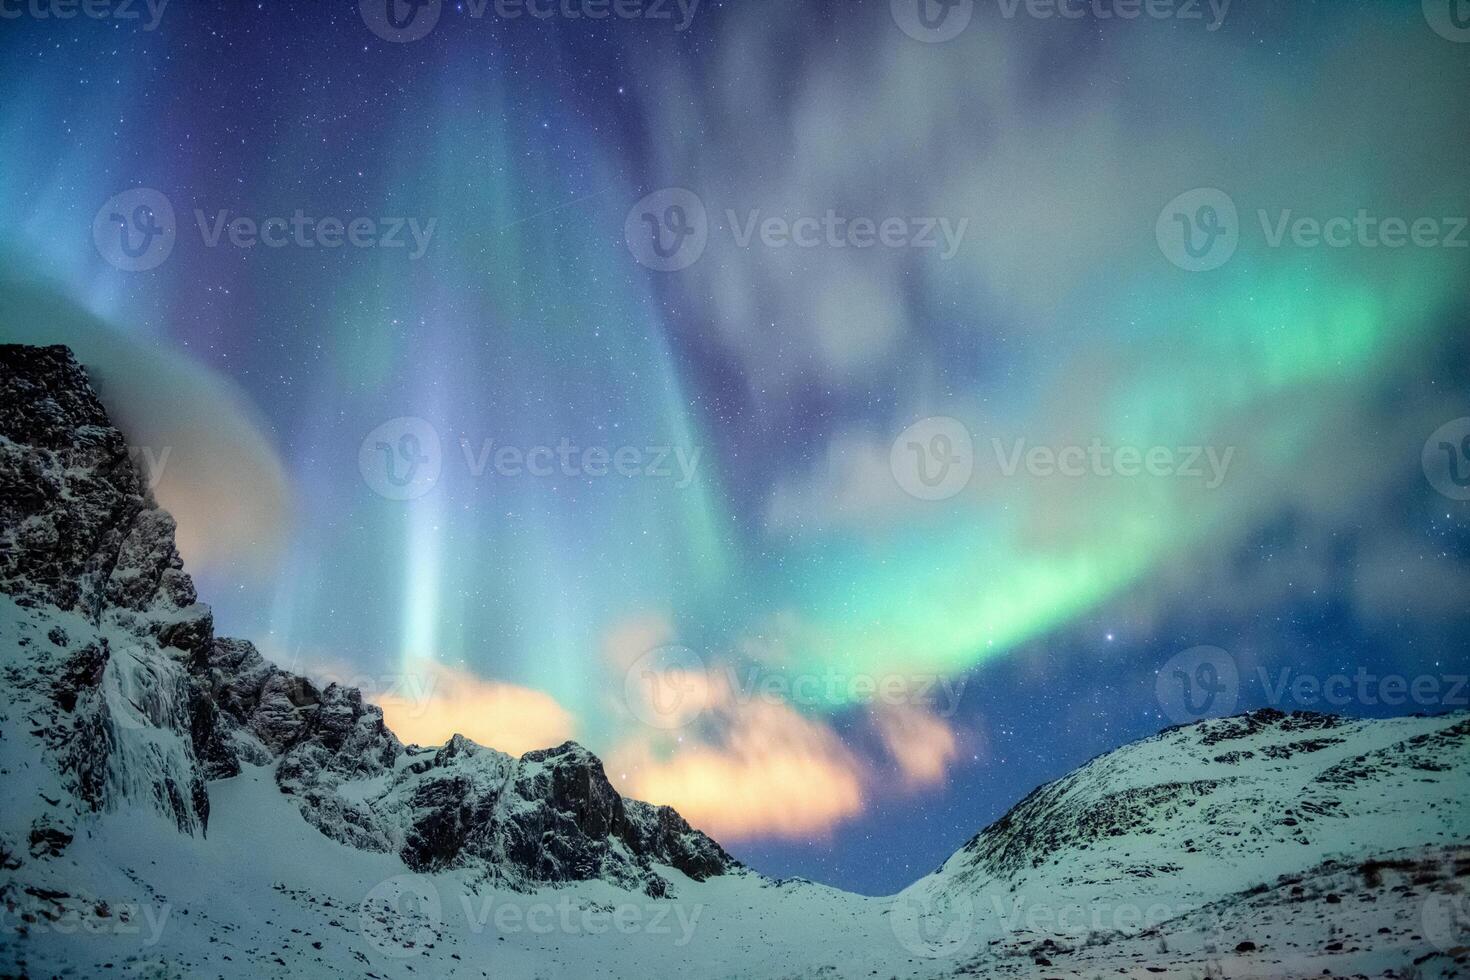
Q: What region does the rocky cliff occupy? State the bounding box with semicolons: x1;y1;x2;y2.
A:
0;343;736;899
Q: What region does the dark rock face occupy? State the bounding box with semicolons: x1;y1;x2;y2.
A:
1316;715;1470;785
386;738;739;894
0;344;150;614
624;799;735;883
1;344;215;835
0;345;210;656
200;636;326;759
959;709;1348;877
274;683;406;854
0;343;738;895
517;741;626;843
1194;707;1342;746
264;695;740;895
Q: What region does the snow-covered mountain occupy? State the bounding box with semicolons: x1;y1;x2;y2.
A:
1;343;1467;978
896;708;1470;975
203;635;733;894
0;343;734;894
920;708;1467;903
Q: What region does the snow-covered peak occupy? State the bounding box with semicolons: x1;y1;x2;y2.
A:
916;707;1469;914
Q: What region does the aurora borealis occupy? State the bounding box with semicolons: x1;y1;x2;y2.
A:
2;0;1468;893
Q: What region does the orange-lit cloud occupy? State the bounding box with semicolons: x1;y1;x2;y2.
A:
0;276;291;577
372;661;576;756
609;693;865;841
872;704;960;790
597;616;971;842
605;668;971;839
601;613;678;671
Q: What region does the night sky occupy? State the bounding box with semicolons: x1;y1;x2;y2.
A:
2;0;1468;895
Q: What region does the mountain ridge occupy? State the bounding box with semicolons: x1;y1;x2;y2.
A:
0;342;736;899
2;341;1466;978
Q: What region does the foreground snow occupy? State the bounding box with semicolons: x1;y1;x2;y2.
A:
4;722;1467;979
4;766;891;979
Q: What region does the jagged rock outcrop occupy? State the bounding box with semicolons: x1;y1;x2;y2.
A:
1;344;216;845
201;636;322;761
0;345;211;652
376;737;735;894
0;343;738;897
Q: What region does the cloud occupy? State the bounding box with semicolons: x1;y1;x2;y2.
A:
1353;534;1470;626
764;429;914;534
0;272;291;577
604;631;967;840
629;7;1470;689
608;693;866;841
601;612;679;671
371;661;577;756
872;704;961;790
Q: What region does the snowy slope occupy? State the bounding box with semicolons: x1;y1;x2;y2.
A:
893;708;1470;971
922;709;1468;905
4;703;1465;979
1;765;892;979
